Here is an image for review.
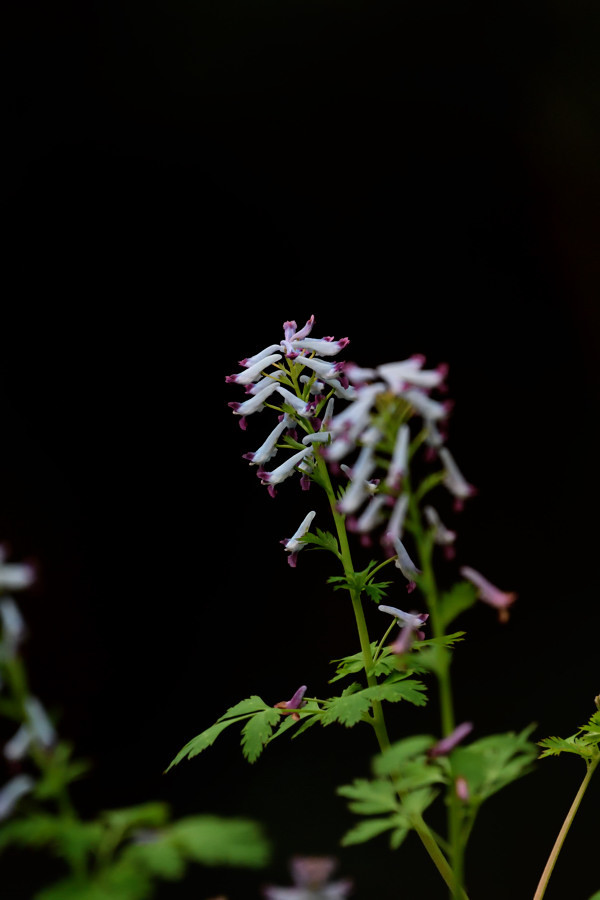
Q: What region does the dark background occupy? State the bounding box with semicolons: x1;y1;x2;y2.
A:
2;1;600;898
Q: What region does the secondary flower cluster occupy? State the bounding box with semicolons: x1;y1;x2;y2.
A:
0;547;55;822
262;855;353;900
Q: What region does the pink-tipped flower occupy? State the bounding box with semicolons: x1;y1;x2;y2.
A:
225;353;282;385
228;379;281;421
423;505;457;558
379;605;429;641
392;536;422;592
239;344;281;368
455;776;470;802
292;336;350;357
428;722;474;758
273;685;308;722
257;446;314;497
281;511;316;567
381;493;409;555
439;448;477;510
337;446;376;515
243;415;294;466
459;566;517;623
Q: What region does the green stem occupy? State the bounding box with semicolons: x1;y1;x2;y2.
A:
533;753;600;900
410;503;464;899
316;454;470;898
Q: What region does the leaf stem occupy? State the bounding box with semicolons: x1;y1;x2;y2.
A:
532;753;600;900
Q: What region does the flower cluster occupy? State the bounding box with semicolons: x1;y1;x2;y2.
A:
262;855;352;900
0;546;55;822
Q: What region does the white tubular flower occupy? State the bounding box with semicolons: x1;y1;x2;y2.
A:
4;724;31;761
292;336;349;356
300;375;325;395
385;423;410;489
379;604;429;640
392;536;422;591
239;344;281;367
244;372;284;396
295;355;339;381
0;774;35;821
242;415;293;466
337;446;376;515
302;432;331;444
321;397;335;429
348;493;387;539
0;597;27;657
228;379;281;420
225;353;282;385
378;356;445;392
275;386;313;417
439;447;477;509
25;696;56;749
0;548;35;592
326;383;386;461
424;505;457;548
257;446;314;497
382;493;409;552
402;389;448;421
345;363;377;384
281;511;316;567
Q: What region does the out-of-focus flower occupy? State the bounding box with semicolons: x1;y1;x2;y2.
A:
263;855;352;900
455;776;470;802
438;448;477;510
0;597;27;658
392;536;422;592
459;566;517;623
379;605;429;641
423;505;457;558
273;686;308;722
0;774;35;821
4;696;56;761
0;547;35;593
281;512;316;567
428;722;474;758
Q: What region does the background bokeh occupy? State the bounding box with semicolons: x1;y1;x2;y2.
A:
3;1;600;898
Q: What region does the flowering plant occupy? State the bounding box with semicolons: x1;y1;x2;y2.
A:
169;314;599;900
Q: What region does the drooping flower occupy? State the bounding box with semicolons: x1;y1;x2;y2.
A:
225;353;282;385
423;505;457;558
262;855;352;900
438;447;477;510
381;494;409;555
385;423;410;490
428;722;474;758
391;536;422;592
337;445;377;515
459;566;517;622
281;511;316;567
257;446;315;497
273;686;308;722
379;604;429;641
0;774;35;821
0;597;27;658
242;415;295;466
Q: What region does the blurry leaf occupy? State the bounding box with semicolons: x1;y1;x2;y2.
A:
340;816;395;846
0;814;103;858
451;726;537;802
241;708;281;763
100;803;170;834
34;742;92;801
438;582;478;629
167;816;270;868
374;735;436;777
121;839;186;881
586;891;600;900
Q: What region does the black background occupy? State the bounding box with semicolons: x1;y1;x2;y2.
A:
3;1;600;898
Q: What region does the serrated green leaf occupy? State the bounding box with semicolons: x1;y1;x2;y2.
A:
241;708;281;763
337;778;400;815
363;581;393;604
340;816;395;846
217;696;270;721
300;529;340;557
537;735;592;759
365;676;428;707
374;735;437;777
321;691;372;728
166;717;246;771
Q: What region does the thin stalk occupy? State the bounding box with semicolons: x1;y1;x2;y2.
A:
316;454;470;898
409;501;464;899
533;754;600;900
